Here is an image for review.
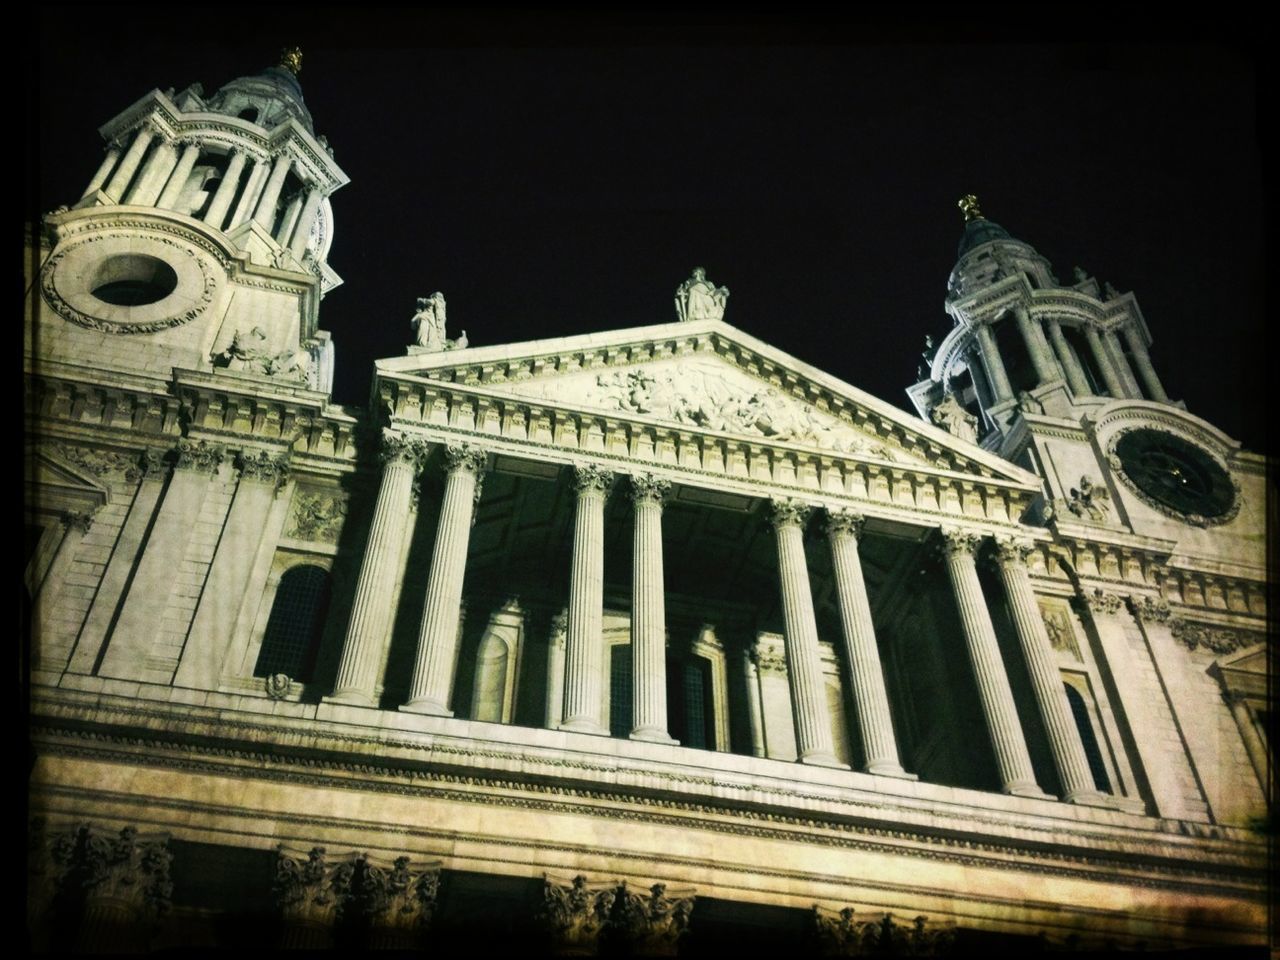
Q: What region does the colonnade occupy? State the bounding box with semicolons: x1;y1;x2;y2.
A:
968;303;1166;405
325;433;1105;805
81;123;322;255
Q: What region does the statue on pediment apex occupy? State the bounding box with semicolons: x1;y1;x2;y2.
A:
675;267;729;323
410;292;468;354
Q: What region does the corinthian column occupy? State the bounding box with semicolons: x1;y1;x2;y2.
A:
328;434;424;706
939;529;1044;797
402;446;488;716
156;140;202;210
1046;319;1092;396
1120;324;1168;401
825;510;909;777
1013;306;1062;385
253;153;293;231
81;143;122;200
771;500;845;768
203;150;247;228
629;475;676;743
560;465;614;735
974;323;1014;403
995;539;1106;804
1084;325;1125;398
104;124;156;200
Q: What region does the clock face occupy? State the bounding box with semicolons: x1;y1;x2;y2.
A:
1113;429;1235;521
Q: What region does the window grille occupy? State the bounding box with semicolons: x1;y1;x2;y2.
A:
254;565;332;681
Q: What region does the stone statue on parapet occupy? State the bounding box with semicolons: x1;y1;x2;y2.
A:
409;292;469;354
675;267;729;323
930;391;978;444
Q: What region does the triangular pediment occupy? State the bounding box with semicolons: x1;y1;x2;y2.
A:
378;318;1038;484
25;445;113;515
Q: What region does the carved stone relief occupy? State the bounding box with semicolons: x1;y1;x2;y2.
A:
286;486;348;543
1038;601;1081;661
52;443;147;482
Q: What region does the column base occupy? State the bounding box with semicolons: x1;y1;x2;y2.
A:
864;761;918;780
629;728;679;746
399;699;453;718
799;752;851;770
1063;788;1113;808
1004;783;1054;800
559;718;610;736
324;690;377;708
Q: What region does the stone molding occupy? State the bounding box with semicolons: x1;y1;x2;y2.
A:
770;498;811;530
1127;594;1173;624
824;509;866;540
629;473;672;506
571;463;615;497
539;875;694;955
286;486;348;544
174;439;225;473
274;846;342;928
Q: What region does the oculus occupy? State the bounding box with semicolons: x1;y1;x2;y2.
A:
1111;428;1237;525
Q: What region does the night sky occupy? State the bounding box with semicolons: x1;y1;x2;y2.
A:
30;15;1266;453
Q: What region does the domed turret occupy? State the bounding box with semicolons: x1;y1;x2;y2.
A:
205;52;315;133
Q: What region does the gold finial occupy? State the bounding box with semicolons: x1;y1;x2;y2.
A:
280;47;303;76
958;194;983;222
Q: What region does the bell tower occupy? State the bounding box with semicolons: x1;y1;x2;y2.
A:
30;47;348;392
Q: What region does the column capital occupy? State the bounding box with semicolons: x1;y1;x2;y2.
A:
174;438;225;473
616;882;695;956
53;824;173;917
938;526;982;558
273;845;342;927
629;473;672;506
60;510;96;534
549;608;569;646
237;449;292;488
442;444;488;476
539;875;617;955
769;498;811;530
1127;593;1173;624
1080;587;1125;616
823;508;865;541
993;536;1035;567
571;463;615;497
379;432;427;468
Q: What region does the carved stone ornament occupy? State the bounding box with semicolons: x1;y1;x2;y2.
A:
616;883;695;956
813;905;956;957
139;449;167;480
751;643;788;676
1063;475;1110;523
60;510;96;534
674;266;729;323
214;326;312;384
549;610;569;646
443;444;488;476
993;537;1034;567
53;443;147;482
51;825;173;918
571;463;615;497
327;853;441;933
629;474;672;506
539;875;617;953
274;846;342;927
1038;603;1081;660
1128;595;1172;624
265;673;292;700
379;433;426;468
824;509;866;541
769;498;811;530
937;528;981;559
1081;588;1124;617
238;449;291;488
174;439;225;473
929;392;978;444
287;488;348;543
1170;621;1246;655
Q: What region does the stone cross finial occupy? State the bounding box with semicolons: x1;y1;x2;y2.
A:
958;194;983;221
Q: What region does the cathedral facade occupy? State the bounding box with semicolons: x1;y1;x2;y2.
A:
26;58;1271;953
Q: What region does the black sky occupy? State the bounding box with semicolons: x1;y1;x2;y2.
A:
31;13;1266;453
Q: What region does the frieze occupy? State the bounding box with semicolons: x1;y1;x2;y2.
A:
33;735;1261;895
286;487;348;543
1037;602;1081;661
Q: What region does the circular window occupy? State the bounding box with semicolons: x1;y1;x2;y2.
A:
1112;428;1237;523
90;255;178;306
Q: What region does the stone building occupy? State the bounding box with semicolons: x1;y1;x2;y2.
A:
25;56;1271;954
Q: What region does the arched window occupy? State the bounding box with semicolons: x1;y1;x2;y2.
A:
254;565;332;681
1064;683;1112;793
237;106;259;123
472;631;510;723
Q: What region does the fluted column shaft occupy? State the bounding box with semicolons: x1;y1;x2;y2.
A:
996;541;1104;803
940;530;1042;796
1105;329;1142;398
1121;325;1168;401
826;512;907;776
1084;326;1125;398
228;157;266;229
289;187;325;258
104;126;156;200
275;193;304;245
1046;319;1092;396
630;476;675;743
203;150;247;229
974;323;1014;403
156;141;201;210
771;501;844;767
1014;306;1061;385
329;436;423;705
127;139;177;206
253;153;292;230
561;466;614;735
403;447;487;715
82;145;122;199
544;612;567;728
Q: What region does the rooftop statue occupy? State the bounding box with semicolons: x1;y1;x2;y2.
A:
409;292;468;354
674;267;729;323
